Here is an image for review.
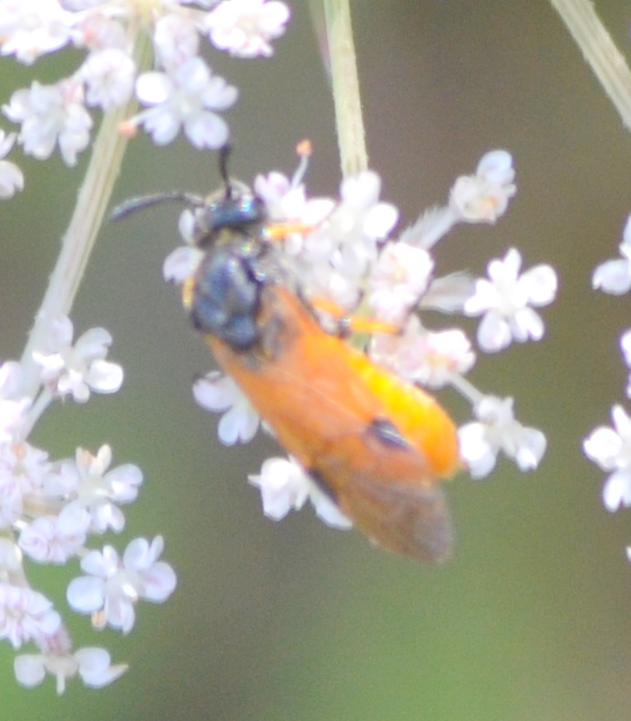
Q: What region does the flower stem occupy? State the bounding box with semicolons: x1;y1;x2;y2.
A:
19;105;131;397
19;37;150;398
549;0;631;130
323;0;368;177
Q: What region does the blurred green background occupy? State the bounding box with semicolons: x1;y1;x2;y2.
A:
2;1;631;719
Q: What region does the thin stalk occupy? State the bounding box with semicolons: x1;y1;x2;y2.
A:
19;36;150;397
550;0;631;130
323;0;368;177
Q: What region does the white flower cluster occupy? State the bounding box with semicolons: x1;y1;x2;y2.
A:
585;215;631;548
0;0;290;185
0;318;176;693
166;149;557;526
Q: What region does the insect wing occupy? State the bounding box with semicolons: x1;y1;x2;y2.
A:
207;286;458;561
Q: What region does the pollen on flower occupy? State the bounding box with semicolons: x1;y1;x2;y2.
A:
449;150;516;224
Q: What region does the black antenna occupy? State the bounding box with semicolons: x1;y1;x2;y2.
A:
218;144;233;200
110;191;205;222
111;145;236;222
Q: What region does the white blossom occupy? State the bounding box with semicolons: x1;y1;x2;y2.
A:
18;503;91;564
61;445;143;533
0;0;73;64
67;537;176;634
0;442;50;529
153;14;200;68
450;149;516;223
592;214;631;295
0;584;60;649
193;372;260;444
134;57;237;148
584;405;631;512
0;130;23;198
464;248;557;352
79;48;135;110
205;0;290;58
33;316;123;402
459;396;546;478
372;320;475;388
368;242;434;322
249;457;352;528
15;645;127;694
3;79;92;166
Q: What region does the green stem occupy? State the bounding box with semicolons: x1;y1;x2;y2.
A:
19;36;150;397
549;0;631;130
323;0;368;176
19;103;132;397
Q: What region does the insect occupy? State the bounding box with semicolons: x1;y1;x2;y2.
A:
113;149;461;562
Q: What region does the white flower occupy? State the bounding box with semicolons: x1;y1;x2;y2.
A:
71;12;128;52
15;645;127;694
0;130;24;198
294;170;397;307
459;396;546;478
3;79;92;166
163;244;205;284
372;320;475;388
0;442;50;528
193;372;260;445
620;329;631;398
254;170;334;227
337;171;399;242
308;172;397;263
18;503;91;564
33;316;123;402
0;0;73;64
67;537;176;634
464;248;557;352
79;48;135;110
153;14;200;68
205;0;290;58
65;445;143;533
248;457;352;528
0;361;30;442
450;149;516;223
134;57;237;148
584;405;631;512
368;242;434;322
0;584;60;649
592;214;631;295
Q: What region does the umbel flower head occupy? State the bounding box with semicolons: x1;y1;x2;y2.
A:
0;0;291;176
0;3;294;688
0;320;176;693
162;148;556;531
